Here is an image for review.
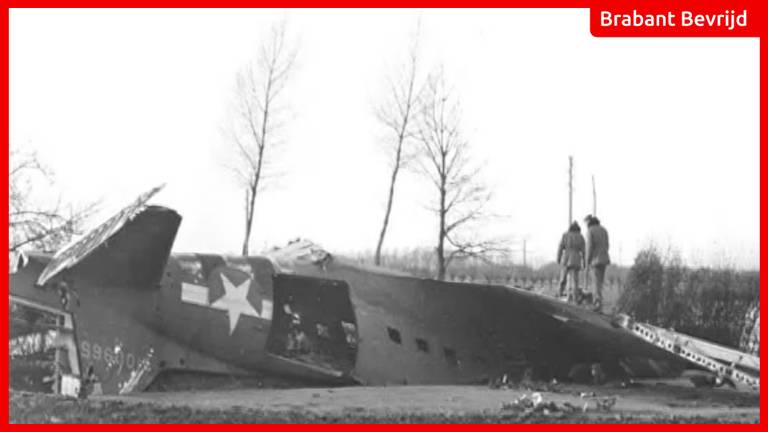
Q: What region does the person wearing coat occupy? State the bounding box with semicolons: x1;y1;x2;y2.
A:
557;221;586;302
584;215;611;311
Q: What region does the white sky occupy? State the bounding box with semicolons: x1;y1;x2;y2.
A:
10;8;759;269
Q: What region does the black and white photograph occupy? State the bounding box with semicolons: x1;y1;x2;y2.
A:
8;8;760;423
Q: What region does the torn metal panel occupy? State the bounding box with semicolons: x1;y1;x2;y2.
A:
266;238;333;271
9;296;81;396
36;184;167;286
118;348;155;394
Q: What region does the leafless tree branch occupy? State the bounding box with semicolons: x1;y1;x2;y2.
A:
412;68;507;280
226;20;298;256
373;23;423;266
9;149;99;253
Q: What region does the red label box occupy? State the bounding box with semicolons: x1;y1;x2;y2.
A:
591;2;763;37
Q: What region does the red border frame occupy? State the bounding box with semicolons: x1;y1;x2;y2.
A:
1;2;765;428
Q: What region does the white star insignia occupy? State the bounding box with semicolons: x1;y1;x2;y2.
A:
210;273;260;334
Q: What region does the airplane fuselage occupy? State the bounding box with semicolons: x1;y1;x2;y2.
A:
11;243;683;396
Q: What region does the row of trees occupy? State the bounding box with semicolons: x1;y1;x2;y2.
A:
228;21;507;280
353;247;629;284
9;20;507;282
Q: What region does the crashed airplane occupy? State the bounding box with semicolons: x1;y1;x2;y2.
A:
9;186;759;397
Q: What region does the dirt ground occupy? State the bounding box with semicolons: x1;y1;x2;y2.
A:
10;379;759;423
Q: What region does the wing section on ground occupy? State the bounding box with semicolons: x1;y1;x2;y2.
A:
36;185;181;288
643;323;759;373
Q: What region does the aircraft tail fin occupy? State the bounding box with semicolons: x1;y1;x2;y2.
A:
36;185;181;288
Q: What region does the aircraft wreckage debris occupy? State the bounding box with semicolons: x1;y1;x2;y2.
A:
8;186;760;424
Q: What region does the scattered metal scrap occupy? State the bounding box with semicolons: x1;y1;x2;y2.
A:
501;392;567;419
501;391;618;420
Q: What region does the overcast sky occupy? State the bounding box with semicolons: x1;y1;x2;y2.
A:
10;9;759;269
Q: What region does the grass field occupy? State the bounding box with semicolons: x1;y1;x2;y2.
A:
10;381;759;424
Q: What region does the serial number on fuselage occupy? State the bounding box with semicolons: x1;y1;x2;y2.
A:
79;340;140;372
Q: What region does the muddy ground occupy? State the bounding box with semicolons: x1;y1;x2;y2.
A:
10;379;759;423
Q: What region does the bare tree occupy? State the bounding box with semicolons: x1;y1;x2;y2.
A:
373;32;422;266
414;69;504;280
9;148;97;253
227;21;297;256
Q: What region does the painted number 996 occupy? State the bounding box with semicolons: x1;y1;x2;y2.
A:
80;340;137;371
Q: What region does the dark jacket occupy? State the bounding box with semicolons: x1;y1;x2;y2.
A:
586;222;610;266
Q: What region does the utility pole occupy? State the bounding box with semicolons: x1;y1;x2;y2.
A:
522;239;527;268
568;156;573;225
619;244;623;266
592;174;597;217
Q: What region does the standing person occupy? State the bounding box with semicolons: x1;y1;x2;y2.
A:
557;221;586;303
584;215;611;312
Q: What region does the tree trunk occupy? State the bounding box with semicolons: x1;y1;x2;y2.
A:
241;93;269;257
374;152;402;266
241;231;250;256
437;182;447;281
241;184;257;256
374;70;414;266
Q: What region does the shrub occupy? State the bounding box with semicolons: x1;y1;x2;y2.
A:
618;246;759;348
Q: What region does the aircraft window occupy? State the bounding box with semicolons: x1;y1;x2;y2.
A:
387;327;402;344
443;347;458;365
415;338;429;353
